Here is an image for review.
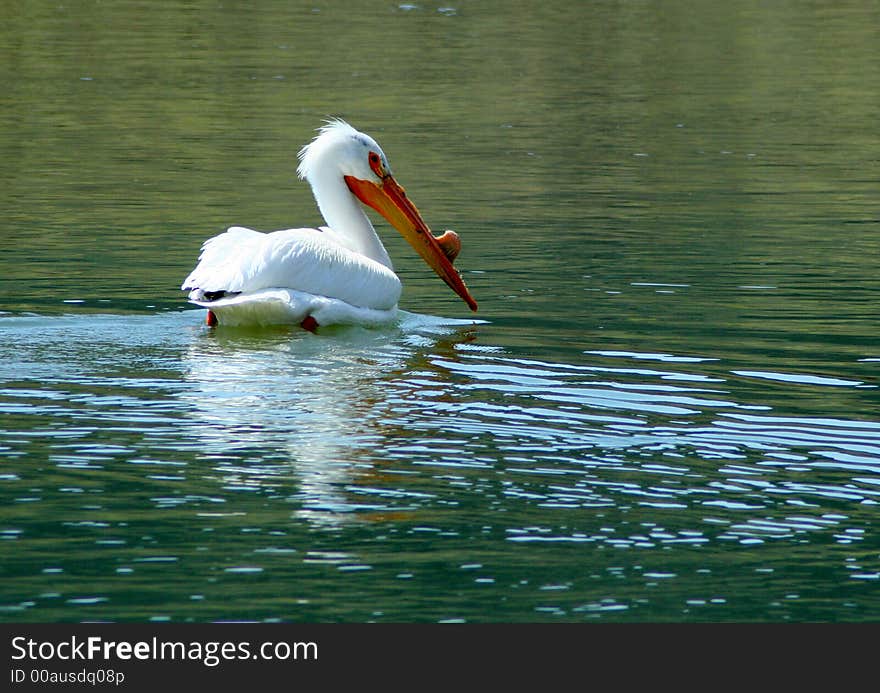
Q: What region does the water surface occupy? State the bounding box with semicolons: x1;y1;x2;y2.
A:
2;1;879;622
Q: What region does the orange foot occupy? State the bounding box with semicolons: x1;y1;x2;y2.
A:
206;310;218;327
300;315;319;333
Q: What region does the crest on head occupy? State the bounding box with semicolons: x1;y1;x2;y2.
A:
296;119;390;184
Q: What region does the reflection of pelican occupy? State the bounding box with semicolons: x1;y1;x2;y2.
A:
181;333;387;526
182;120;477;330
179;314;476;528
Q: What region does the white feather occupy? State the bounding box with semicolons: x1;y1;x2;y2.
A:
182;226;401;311
188;288;398;327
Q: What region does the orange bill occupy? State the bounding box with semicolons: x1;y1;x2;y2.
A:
345;173;478;312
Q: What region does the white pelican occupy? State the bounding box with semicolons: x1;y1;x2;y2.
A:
181;119;477;330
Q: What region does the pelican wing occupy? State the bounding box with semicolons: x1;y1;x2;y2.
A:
181;226;402;311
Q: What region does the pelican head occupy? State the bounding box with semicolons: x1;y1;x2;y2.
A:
297;119;477;312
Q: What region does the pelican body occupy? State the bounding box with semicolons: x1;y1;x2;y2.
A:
182;120;477;329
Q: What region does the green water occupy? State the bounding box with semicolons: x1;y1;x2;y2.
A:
2;0;879;622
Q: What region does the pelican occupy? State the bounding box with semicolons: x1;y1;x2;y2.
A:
181;119;477;330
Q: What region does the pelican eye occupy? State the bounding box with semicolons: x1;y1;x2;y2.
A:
368;151;386;178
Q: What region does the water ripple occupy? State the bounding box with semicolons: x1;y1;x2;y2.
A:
2;312;879;620
376;346;880;553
